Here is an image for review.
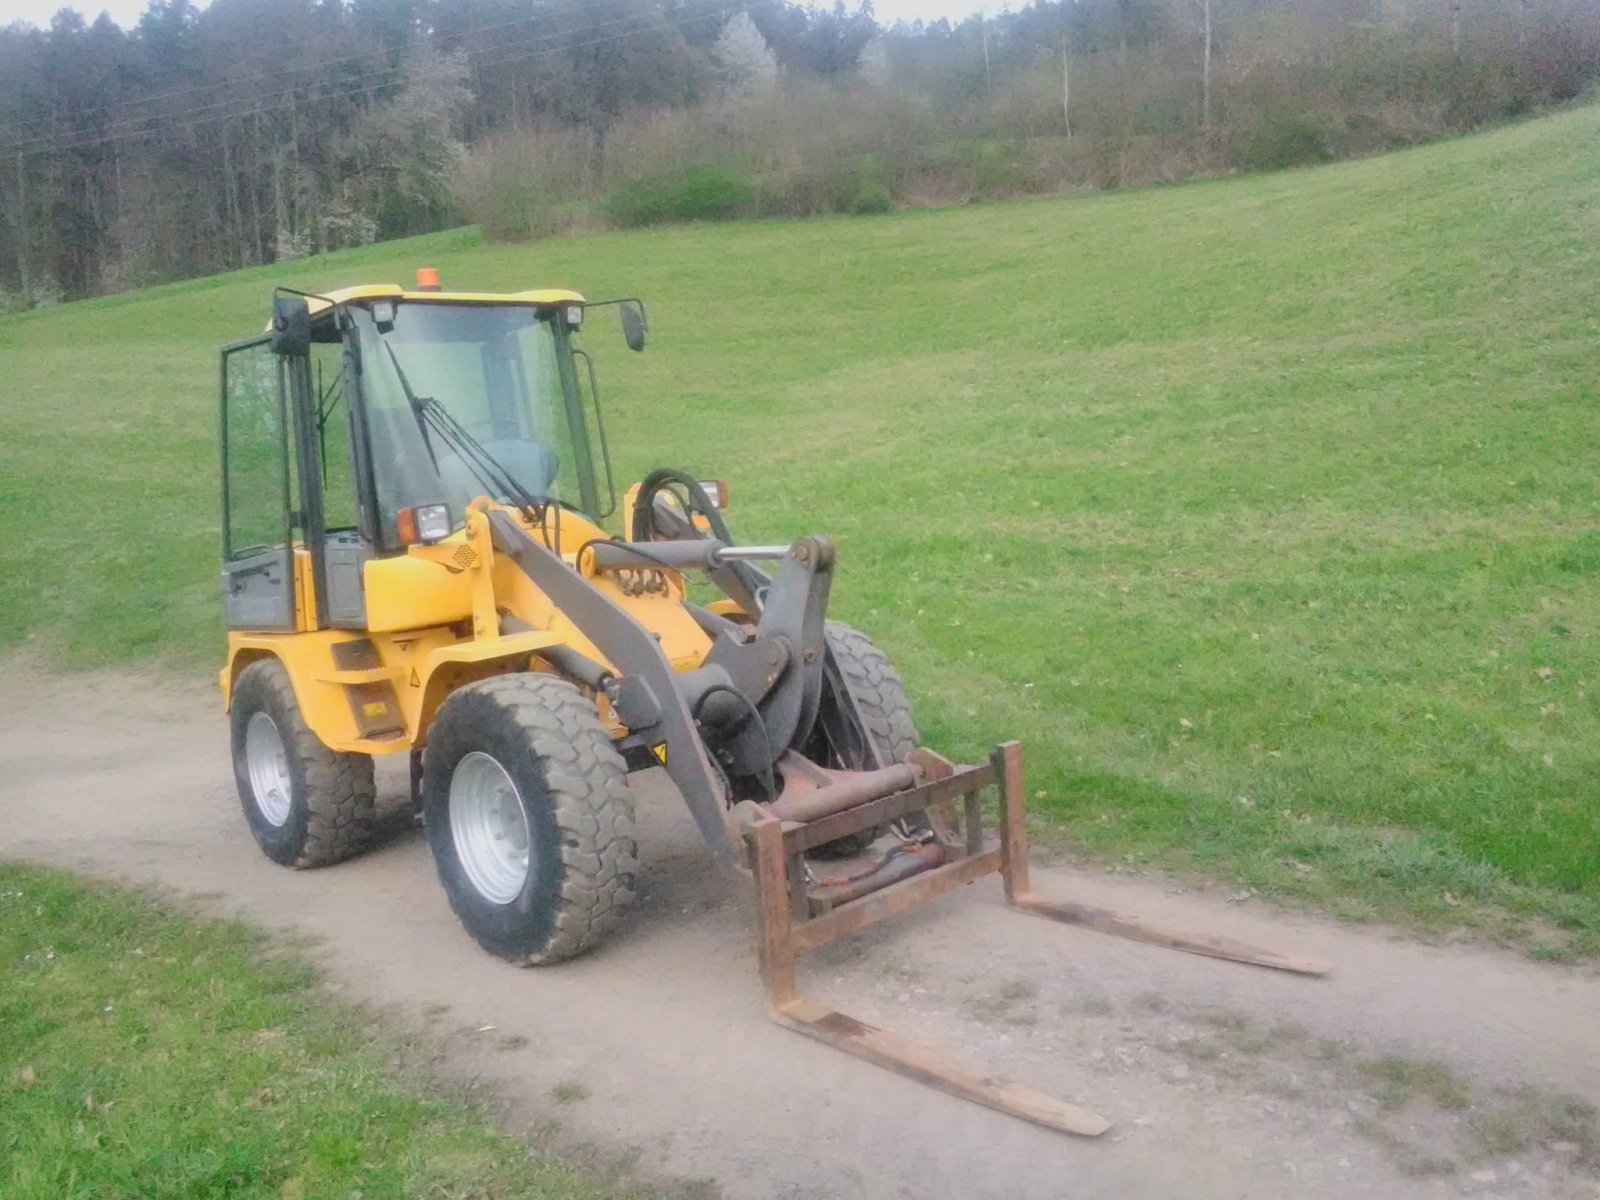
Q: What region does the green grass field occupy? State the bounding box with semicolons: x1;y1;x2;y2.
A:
0;862;628;1199
3;104;1597;950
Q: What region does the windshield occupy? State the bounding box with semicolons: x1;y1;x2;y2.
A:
349;301;598;546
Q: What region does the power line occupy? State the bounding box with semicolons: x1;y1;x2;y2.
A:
4;0;757;157
2;0;739;154
0;0;684;144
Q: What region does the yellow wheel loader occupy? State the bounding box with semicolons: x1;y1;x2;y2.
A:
219;271;1328;1137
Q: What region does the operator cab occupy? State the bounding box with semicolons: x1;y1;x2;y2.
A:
218;270;643;633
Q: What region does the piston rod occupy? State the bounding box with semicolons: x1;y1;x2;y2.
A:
586;540;792;573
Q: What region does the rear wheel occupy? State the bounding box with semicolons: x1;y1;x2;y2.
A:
423;674;639;964
230;658;375;868
810;621;922;858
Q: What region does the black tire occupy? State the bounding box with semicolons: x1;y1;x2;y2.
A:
422;673;639;965
811;621;922;857
827;621;920;766
230;658;376;868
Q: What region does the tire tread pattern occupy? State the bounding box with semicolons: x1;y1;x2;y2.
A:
433;674;638;965
811;622;921;856
826;620;920;767
235;659;375;868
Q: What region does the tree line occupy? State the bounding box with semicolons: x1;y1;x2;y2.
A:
2;0;1597;307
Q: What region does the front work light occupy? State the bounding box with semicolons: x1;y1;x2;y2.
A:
565;305;583;330
397;503;451;545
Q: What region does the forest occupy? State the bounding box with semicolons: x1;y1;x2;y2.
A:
2;0;1598;305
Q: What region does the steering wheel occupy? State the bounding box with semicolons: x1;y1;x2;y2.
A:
631;467;733;544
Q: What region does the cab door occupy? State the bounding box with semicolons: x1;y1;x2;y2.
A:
220;335;296;630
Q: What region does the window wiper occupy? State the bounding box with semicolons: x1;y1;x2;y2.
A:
382;340;442;474
381;336;548;528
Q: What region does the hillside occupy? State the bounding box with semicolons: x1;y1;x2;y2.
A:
3;105;1597;946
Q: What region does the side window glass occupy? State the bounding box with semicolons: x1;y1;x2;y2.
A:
311;339;357;532
223;341;287;559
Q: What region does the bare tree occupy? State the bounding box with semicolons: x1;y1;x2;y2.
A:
1062;42;1072;141
980;7;991;85
1194;0;1215;130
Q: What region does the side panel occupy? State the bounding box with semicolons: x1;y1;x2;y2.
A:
323;532;373;627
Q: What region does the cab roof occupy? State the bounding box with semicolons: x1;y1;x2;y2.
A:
305;283;586;317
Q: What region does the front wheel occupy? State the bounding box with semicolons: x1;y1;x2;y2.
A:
808;621;925;858
423;674;639;964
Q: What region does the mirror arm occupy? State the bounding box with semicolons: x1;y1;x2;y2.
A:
580;296;649;352
582;297;647;313
572;347;617;518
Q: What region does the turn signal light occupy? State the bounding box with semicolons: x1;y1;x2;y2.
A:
416;266;441;292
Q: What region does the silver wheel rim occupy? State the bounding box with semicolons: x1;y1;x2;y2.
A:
245;711;293;828
449;751;531;905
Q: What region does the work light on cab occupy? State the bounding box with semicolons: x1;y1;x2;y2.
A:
396;504;451;545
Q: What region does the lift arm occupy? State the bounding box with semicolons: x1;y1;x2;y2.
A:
488;511;738;860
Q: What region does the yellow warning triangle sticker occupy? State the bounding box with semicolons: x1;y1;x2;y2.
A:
650;742;669;766
408;668;421;687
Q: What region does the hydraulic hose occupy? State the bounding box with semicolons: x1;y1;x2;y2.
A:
631;466;734;544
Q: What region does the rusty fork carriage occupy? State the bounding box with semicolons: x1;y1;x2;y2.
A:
742;741;1332;1138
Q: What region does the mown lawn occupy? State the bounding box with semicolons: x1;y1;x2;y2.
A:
2;103;1596;950
0;862;630;1200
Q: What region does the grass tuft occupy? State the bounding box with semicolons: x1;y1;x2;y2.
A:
1359;1056;1474;1112
551;1080;590;1104
1470;1087;1600;1164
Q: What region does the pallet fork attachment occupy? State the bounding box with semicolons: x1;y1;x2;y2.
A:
743;741;1332;1138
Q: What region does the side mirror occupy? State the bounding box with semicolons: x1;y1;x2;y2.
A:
619;299;647;352
271;296;311;356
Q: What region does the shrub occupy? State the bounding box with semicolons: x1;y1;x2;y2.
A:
451;127;591;242
972;139;1035;196
1233;111;1337;172
838;153;894;214
847;179;894;214
606;164;754;228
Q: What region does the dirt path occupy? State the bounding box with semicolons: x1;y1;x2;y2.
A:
3;659;1598;1200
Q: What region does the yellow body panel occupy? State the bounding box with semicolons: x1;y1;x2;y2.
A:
302;285;585;320
362;552;474;632
292;547;319;631
221;498;717;756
